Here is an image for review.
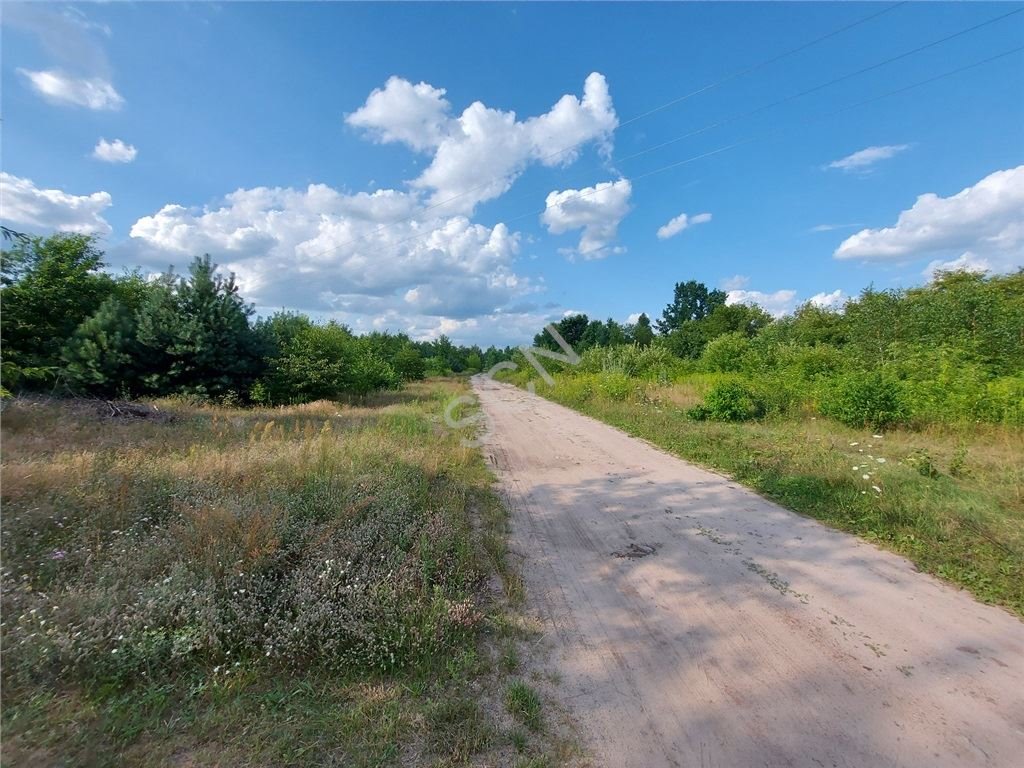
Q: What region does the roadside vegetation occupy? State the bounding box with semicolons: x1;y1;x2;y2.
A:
499;271;1024;615
0;380;574;766
1;232;515;404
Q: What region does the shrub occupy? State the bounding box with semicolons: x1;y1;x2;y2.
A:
552;375;595;405
820;371;909;429
700;332;752;373
688;380;764;421
577;344;679;380
596;371;637;401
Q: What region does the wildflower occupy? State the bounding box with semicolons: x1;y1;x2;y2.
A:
862;474;870;480
876;458;886;464
49;549;66;560
850;442;859;446
872;434;883;439
872;485;882;493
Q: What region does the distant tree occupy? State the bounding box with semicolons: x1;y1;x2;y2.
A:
255;312;314;358
632;313;654;348
605;318;627;346
581;319;609;349
656;280;726;334
1;233;115;374
535;313;589;350
701;303;772;339
347;352;399;395
432;334;462;372
657;323;707;359
392;342;426;381
61;297;139;396
263;321;355;403
135;256;264;397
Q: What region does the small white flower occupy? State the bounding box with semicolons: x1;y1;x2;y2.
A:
872;485;882;493
872;434;883;439
850;442;859;446
876;458;886;464
862;474;870;480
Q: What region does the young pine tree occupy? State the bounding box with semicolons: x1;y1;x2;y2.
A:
61;297;139;397
136;256;264;398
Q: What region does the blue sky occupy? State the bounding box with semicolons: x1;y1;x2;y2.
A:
3;2;1023;345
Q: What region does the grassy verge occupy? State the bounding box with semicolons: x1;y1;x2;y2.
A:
1;380;571;766
497;371;1024;616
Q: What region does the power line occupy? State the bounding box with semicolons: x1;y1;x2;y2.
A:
309;3;907;259
617;1;908;128
528;44;1024;225
309;44;1023;272
612;5;1024;168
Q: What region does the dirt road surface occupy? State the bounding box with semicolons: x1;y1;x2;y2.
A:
473;376;1024;768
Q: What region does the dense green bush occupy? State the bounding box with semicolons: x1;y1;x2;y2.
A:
2;234;482;404
578;344;679;379
700;332;752;373
517;271;1024;430
596;371;638;401
688;380;764;422
820;371;909;429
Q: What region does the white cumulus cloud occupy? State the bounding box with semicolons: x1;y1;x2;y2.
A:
347;73;617;214
726;288;799;318
0;172;112;236
835;165;1024;273
826;144;909;173
124;183;535;335
18;68;123;110
808;289;848;310
719;274;749;291
541;178;632;259
922;252;992;281
93;138;137;163
657;211;711;240
346;77;452;152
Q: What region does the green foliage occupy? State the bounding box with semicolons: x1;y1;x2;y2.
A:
61;297;139;396
505;681;542;731
348;352;400;395
596;371;637;401
905;449;941;479
821;371;909;429
135;256;264;398
577;344;679;380
631;313;654;348
260;322;401;403
1;234;115;373
533;313;589;351
393;342;426;381
699;332;752;373
524;269;1023;430
656;280;726;334
688;380;764;422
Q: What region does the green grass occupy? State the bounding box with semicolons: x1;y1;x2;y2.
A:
0;380;570;766
499;372;1024;616
505;681;543;731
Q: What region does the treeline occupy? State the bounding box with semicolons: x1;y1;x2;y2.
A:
515;273;1024;428
0;233;512;403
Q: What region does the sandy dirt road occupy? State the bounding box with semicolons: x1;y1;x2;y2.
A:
473;376;1024;768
